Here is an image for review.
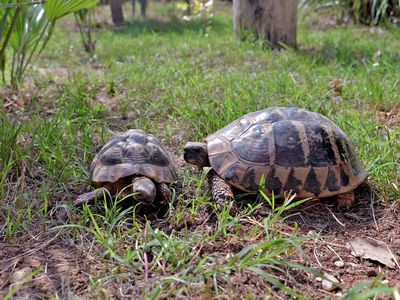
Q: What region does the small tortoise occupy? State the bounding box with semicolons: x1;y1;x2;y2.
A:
75;129;177;205
184;107;366;208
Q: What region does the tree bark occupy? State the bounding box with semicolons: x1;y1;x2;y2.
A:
233;0;297;49
110;0;124;25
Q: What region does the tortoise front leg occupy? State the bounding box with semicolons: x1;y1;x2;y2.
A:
74;187;110;205
211;174;234;207
336;191;355;209
156;183;172;204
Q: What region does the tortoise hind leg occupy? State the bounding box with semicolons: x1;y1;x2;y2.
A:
211;174;235;209
336;191;355;209
156;183;172;204
74;187;109;205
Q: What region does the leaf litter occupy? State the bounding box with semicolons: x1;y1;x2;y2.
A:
346;238;398;269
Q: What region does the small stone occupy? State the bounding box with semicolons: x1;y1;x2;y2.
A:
334;260;345;268
321;273;339;292
10;267;33;284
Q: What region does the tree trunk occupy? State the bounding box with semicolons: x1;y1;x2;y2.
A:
110;0;124;25
233;0;297;49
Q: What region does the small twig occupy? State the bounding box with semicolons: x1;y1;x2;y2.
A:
385;245;400;270
143;251;149;283
326;244;343;261
313;247;323;268
370;189;380;231
322;241;349;249
0;258;19;290
160;276;187;284
156;260;167;276
0;229;63;265
326;207;345;227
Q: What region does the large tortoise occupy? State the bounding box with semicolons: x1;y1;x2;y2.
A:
75;129;177;205
184;107;366;208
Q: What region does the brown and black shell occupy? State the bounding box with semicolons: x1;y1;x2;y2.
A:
205;107;366;198
91;129;176;185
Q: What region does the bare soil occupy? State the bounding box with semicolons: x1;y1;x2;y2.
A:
1;178;399;299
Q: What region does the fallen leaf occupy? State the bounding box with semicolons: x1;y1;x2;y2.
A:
346;238;397;269
328;79;343;94
388;107;399;117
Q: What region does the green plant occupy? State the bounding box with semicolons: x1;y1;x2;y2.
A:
74;8;96;54
0;0;99;89
300;0;400;25
341;279;398;299
0;112;24;200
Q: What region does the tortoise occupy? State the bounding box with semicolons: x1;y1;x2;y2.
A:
184;107;366;208
75;129;177;205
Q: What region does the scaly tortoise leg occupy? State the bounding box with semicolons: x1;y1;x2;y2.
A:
74;187;110;205
211;173;236;211
336;191;355;209
156;183;172;204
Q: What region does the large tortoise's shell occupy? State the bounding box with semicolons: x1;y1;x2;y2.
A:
205;107;366;198
91;129;176;185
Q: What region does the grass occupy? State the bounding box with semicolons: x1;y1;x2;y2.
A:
0;2;399;298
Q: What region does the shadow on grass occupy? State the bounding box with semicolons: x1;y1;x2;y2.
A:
285;183;382;234
113;17;229;37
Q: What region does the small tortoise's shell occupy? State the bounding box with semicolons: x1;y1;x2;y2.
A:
91;129;176;185
206;107;366;198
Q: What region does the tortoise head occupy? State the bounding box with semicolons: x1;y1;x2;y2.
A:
132;177;156;204
184;142;210;167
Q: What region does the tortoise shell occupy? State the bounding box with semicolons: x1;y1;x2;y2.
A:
91;129;176;185
205;107;366;198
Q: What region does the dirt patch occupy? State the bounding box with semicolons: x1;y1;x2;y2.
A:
376;107;400;139
283;185;400;297
1;187;399;298
0;237;101;299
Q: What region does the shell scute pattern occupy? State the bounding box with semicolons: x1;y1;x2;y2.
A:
208;117;253;141
206;107;366;198
305;124;336;166
251;108;285;123
241;167;258;191
91;129;176;185
231;123;272;166
284;168;304;194
303;168;321;196
272;120;306;167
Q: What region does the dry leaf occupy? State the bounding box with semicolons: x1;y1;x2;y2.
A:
388;107;399;117
376;107;400;130
346;238;397;269
328;79;343;94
